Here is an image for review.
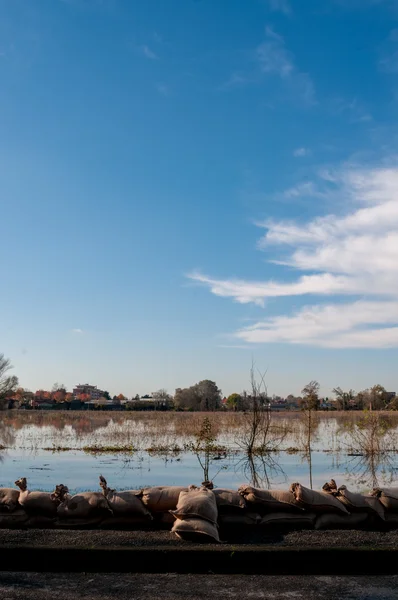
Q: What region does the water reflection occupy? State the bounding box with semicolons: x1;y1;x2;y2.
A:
1;411;398;492
236;452;287;489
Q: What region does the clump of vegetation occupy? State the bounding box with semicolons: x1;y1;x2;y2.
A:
82;444;135;454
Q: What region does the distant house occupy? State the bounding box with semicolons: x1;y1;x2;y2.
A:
73;384;105;403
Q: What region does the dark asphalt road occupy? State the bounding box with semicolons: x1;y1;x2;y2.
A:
1;572;398;599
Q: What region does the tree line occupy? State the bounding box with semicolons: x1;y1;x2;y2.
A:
1;353;398;411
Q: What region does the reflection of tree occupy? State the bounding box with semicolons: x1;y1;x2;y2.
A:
0;422;16;448
190;417;228;484
343;412;397;489
344;452;396;489
238;451;286;489
298;410;320;489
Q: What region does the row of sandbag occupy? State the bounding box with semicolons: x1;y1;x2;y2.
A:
1;477;398;542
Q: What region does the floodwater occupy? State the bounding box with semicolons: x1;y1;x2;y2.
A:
0;411;397;493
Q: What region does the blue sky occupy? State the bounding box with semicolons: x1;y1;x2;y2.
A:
2;0;398;398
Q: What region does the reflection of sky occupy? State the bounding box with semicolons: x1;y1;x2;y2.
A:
1;448;397;494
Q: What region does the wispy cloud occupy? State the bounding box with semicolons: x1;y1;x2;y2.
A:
156;83;171;96
221;27;315;104
140;45;158;60
331;97;372;123
188;162;398;348
267;0;292;14
293;147;310;157
380;29;398;73
256;26;316;105
71;328;83;334
217;344;253;349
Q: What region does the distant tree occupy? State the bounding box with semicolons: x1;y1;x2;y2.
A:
226;393;242;411
387;396;398;411
52;382;66;393
13;388;32;406
0;354;18;408
301;381;320;411
332;387;355;411
134;394;140;401
174;387;198;411
369;384;390;410
195;380;222;411
103;391;111;401
174;380;221;411
152;389;172;406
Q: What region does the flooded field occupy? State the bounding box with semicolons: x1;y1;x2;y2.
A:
0;411;397;493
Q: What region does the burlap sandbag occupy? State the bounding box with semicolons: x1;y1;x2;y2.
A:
15;478;59;516
138;486;187;513
323;481;385;520
290;483;349;514
260;512;315;528
0;488;20;513
153;511;175;526
238;485;303;512
372;487;398;512
99;477;152;519
171;487;218;525
384;513;398;526
25;516;56;529
212;489;246;510
172;517;220;543
218;512;260;527
315;512;369;530
57;492;112;519
0;508;28;528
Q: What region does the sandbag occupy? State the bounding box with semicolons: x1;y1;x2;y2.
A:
238;485;303;512
57;492;112;519
99;476;152;519
15;478;59;516
138;486;187;513
153;511;175;526
0;488;20;513
323;481;385;520
290;483;349;515
171;487;218;525
25;516;56;529
0;508;28;528
260;512;315;528
171;517;220;543
315;512;369;530
384;513;398;526
372;488;398;512
212;489;246;510
218;512;260;527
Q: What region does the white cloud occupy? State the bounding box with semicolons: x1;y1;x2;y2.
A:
72;328;83;334
293;147;309;157
188;163;398;348
140;45;158;60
